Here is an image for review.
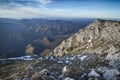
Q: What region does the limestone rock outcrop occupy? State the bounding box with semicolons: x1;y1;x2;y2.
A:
51;19;120;57
51;19;120;69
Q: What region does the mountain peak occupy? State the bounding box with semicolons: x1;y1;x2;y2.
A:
51;19;120;57
94;19;105;23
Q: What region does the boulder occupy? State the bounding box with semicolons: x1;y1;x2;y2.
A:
63;77;75;80
30;69;56;80
103;69;120;80
88;69;101;77
62;66;75;78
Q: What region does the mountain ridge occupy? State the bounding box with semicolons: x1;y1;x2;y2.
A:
50;19;120;68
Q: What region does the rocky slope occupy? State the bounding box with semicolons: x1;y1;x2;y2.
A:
52;20;120;53
51;19;120;68
0;54;119;80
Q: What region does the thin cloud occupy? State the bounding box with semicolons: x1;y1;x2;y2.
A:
35;0;52;5
0;6;52;19
0;0;52;7
0;0;119;19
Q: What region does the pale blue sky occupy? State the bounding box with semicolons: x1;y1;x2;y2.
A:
0;0;120;19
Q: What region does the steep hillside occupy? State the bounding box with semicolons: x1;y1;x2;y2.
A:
51;19;120;68
51;19;120;56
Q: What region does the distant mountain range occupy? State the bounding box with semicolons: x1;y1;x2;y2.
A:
0;18;92;58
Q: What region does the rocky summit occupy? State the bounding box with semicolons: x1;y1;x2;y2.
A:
51;19;120;56
50;19;120;79
51;19;120;67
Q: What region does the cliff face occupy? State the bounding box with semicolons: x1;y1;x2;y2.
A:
51;19;120;66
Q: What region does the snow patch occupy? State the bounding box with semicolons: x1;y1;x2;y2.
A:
63;77;75;80
58;61;64;64
65;60;72;64
88;69;101;77
79;55;87;61
7;56;33;60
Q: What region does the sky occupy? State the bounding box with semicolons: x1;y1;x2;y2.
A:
0;0;120;19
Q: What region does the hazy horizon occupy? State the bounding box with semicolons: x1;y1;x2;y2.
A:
0;0;120;19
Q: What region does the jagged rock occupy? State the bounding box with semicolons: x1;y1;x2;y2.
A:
63;77;75;80
81;73;88;80
62;66;75;78
103;69;120;80
31;69;56;80
105;47;120;68
41;69;50;75
51;19;120;57
27;65;35;77
28;66;34;70
88;69;101;77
